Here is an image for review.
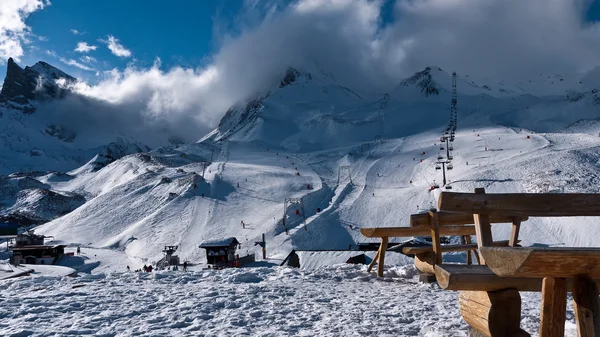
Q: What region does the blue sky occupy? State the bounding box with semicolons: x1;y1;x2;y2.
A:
2;0;249;80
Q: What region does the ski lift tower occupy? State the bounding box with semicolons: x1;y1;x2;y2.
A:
162;245;179;266
435;160;451;187
283;198;307;231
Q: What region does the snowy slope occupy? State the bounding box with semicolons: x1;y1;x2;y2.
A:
8;64;597;273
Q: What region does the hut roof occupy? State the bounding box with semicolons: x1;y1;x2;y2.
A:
199;237;239;248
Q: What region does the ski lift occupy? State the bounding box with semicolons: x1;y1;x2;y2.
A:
437;155;443;160
449;146;454;151
447;164;453;170
440;136;446;142
433;183;440;189
445;185;453;190
448;156;454;160
435;165;441;170
440;146;444;150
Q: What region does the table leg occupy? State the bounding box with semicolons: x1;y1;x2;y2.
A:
573;275;600;337
540;277;567;337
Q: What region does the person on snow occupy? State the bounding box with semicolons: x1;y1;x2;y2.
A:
77;247;81;255
147;265;153;272
143;264;147;272
126;265;130;272
183;261;188;272
241;220;245;229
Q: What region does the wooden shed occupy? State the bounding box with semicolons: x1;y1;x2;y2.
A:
199;237;240;266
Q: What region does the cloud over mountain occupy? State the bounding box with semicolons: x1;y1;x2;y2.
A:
52;0;600;141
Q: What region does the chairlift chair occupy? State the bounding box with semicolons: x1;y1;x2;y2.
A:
437;155;443;160
440;146;445;150
435;165;441;170
448;156;453;160
447;164;453;170
445;185;453;190
449;146;454;151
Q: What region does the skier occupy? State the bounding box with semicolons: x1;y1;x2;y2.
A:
183;261;188;272
241;220;245;229
237;183;240;188
296;209;300;215
147;265;153;272
143;264;148;272
201;193;205;198
126;265;130;272
77;247;80;255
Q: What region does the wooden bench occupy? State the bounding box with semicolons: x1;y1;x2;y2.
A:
361;211;526;278
437;188;600;337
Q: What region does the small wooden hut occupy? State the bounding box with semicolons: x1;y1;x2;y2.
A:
199;237;240;266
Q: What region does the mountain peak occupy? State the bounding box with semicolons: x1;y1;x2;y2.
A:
279;67;312;88
0;59;75;112
397;66;448;96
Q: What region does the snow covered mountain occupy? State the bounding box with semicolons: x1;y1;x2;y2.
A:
0;59;171;175
9;63;600;268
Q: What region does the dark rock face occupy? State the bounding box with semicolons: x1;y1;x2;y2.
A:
400;66;441;96
0;58;76;112
280;68;301;88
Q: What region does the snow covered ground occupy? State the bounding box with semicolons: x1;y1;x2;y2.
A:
0;264;579;337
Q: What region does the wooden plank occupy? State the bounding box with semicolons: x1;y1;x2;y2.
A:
377;237;388;277
402;240;514;255
480;247;600;279
473;188;493;265
366;247;380;273
540;277;567;337
438;191;600;217
415;252;436;274
435;264;600;292
573;275;600;337
510;217;521;247
430;212;442;265
410;212;528;228
360;226;476;238
436;264;542;292
459;290;529;337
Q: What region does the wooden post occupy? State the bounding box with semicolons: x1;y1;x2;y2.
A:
459;290;530;337
430;211;442;265
573;275;600;337
510;217;521;247
367;247;380;273
540;277;567;337
473;188;493;265
377;237;388;277
464;235;472;265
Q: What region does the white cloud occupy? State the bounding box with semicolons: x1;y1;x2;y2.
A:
45;49;56;57
0;0;49;63
79;55;96;64
74;41;97;53
70;29;84;35
101;35;132;58
59;0;600;144
59;57;95;71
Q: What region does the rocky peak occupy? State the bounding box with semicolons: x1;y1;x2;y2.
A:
0;58;76;113
399;66;442;96
279;67;312;88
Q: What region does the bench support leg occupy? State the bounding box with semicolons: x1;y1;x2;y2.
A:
367;248;379;273
377;237;388;277
459;290;530;337
573;275;600;337
540;277;567;337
